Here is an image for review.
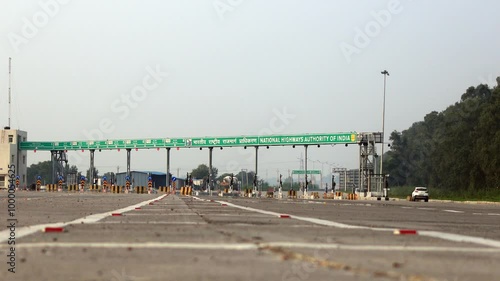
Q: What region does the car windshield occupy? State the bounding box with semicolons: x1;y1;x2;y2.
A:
416;187;427;191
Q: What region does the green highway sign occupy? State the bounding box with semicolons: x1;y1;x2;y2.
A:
291;170;322;175
19;132;358;151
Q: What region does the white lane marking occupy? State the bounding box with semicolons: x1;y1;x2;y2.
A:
417;231;500;248
96;221;206;225
443;209;465;213
401;207;413;209
4;242;500;253
8;242;258;250
0;194;166;243
487;213;500;216
265;242;500;253
473;213;483;215
417;208;435;210
192;197;500;248
125;213;199;216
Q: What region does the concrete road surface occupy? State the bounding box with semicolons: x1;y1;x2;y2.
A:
1;191;499;281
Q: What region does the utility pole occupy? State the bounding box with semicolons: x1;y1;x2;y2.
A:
380;70;390;198
8;57;12;128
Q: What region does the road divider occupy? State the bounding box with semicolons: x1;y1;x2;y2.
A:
67;184;78;192
159;186;172;193
111;185;123;193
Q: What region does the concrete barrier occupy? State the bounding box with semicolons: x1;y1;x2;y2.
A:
180;186;192;196
111;185;122;193
67;184;78;192
288;190;297;199
311;192;320;199
244;188;252;197
159;186;171;193
135;186;148;194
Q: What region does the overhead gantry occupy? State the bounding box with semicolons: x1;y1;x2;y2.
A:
20;132;383;195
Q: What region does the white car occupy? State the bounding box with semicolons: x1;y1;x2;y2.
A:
411;187;429;202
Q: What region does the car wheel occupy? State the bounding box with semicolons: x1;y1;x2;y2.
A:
424;197;428;202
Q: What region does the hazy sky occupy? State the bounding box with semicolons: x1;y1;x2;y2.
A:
1;0;499;183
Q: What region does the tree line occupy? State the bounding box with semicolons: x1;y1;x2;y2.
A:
384;77;499;191
27;162;109;184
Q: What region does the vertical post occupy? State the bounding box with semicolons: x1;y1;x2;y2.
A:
380;70;389;196
126;149;131;179
320;163;323;191
208;147;213;194
8;57;11;128
245;170;248;189
289;169;293;190
51;151;56;184
166;148;171;187
304;145;308;194
344;170;347;191
254;146;258;195
90;149;95;185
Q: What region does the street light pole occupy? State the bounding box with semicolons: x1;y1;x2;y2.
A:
380;70;389;197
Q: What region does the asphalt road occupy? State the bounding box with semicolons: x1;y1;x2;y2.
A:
1;191;499;281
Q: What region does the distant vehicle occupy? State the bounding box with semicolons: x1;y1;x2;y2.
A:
39;185;47;192
411;187;429;202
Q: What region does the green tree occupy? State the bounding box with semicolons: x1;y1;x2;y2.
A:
86;167;99;181
384;78;500;191
64;165;79;175
191;164;218;180
102;172;116;183
27;161;52;185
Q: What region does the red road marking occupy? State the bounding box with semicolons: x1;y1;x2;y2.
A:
394;229;418;235
44;227;64;233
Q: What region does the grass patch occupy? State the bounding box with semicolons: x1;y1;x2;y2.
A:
389;186;500;202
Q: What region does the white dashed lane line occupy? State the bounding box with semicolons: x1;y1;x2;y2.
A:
443;210;465;213
0;194;166;243
192;197;500;248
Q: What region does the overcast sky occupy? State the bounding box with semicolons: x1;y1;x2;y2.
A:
1;0;499;183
